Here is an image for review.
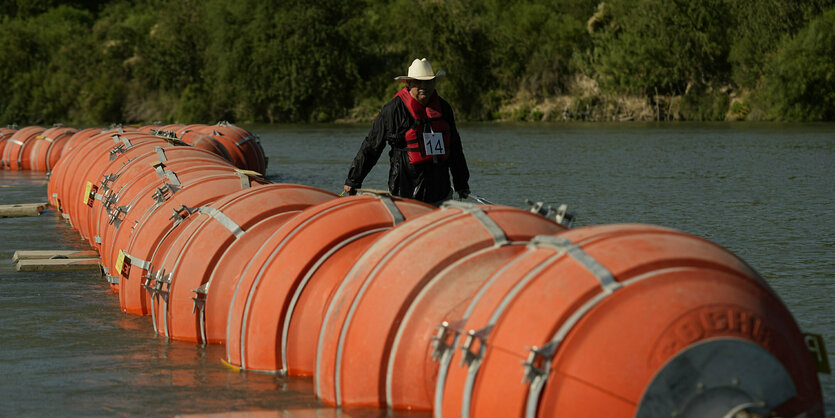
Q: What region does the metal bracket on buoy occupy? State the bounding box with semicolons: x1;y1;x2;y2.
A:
169;205;197;226
526;199;575;227
191;283;208;314
152;183;179;204
459;326;493;367
192;283;210;344
142;268;162;297
98;173;119;194
431;320;462;362
109;143;127;161
107;204;130;228
153;270;172;303
102;190;118;211
521;341;558;384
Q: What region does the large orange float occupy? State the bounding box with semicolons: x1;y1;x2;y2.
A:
196;122;266;173
94;155;236;280
47;127;102;208
113;167;267;314
27;126;78;172
1;126;45;170
223;193;436;374
314;201;567;408
54;127;140;225
435;224;823;417
202;212;304;344
150;184;336;342
86;145;233;253
65;132;161;239
0;127;18;167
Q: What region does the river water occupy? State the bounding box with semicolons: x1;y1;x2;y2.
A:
0;122;832;416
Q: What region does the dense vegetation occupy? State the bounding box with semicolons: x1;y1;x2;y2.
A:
0;0;833;124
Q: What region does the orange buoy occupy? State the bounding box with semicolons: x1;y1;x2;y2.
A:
203;212;303;344
314;201;566;407
26;136;52;172
2;126;45;170
86;145;233;252
224;193;436;374
44;127;80;171
197;122;266;173
114;168;267;314
0;127;19;168
151;184;336;342
47;127;102;209
386;243;534;410
54;128;138;225
66;132;162;240
178;130;233;163
97;156;241;291
436;224;823;418
91;152;232;266
82;142;231;249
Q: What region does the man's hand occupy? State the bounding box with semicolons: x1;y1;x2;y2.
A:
457;189;470;200
343;185;356;196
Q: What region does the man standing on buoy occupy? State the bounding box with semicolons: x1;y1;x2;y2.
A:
343;58;470;205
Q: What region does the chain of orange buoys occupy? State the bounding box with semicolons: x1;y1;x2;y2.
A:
1;122;823;417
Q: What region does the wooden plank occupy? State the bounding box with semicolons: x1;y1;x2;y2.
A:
16;258;101;272
0;202;48;218
12;250;99;263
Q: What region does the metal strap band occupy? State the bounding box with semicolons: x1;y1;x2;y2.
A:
155;146;168;162
531;235;620;292
378;195;405;225
165;171;181;187
52;193;58;198
124;251;152;271
235;135;256;146
236;171;251;188
94;236;102;244
106;275;120;285
9;139;23;146
440;200;507;245
518;238;627;418
45;137;54;143
198;206;245;238
120;136;132;148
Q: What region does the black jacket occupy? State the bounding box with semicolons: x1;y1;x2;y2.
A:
345;92;470;204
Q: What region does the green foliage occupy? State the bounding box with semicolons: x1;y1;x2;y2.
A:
586;0;732;96
759;8;835;121
727;0;832;89
679;86;730;121
0;0;833;124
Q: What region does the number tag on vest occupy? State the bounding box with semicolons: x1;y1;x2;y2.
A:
423;132;445;156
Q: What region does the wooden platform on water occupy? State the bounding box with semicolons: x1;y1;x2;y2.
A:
12;250;101;272
0;202;48;218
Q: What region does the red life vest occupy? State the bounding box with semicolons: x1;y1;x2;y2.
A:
395;88;451;165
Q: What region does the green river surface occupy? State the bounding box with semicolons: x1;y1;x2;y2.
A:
0;122;832;416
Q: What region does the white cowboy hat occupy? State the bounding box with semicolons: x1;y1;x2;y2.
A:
394;58;446;83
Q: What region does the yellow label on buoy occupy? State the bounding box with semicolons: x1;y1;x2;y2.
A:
82;181;98;207
115;250;127;277
83;182;93;206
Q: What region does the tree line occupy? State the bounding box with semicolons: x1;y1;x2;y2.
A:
0;0;833;124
